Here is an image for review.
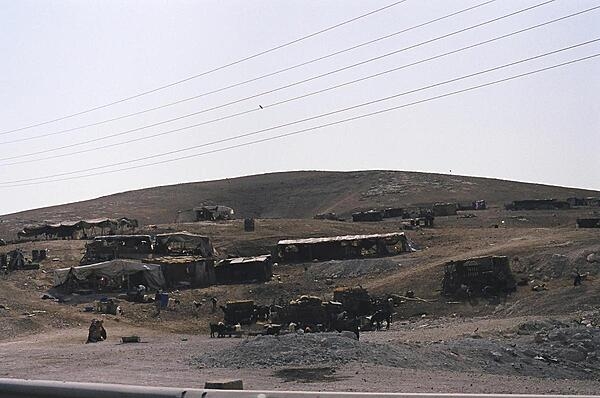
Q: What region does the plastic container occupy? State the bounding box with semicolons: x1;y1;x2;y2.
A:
159;293;169;308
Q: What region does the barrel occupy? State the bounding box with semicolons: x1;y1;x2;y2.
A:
159;293;169;308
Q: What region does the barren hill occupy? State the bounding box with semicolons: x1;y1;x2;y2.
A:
1;170;598;238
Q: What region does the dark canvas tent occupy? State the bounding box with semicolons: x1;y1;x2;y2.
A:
54;259;166;292
18;217;138;240
277;232;415;263
154;232;214;257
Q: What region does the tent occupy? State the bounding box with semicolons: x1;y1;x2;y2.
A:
277;232;415;263
154;232;214;257
54;259;166;291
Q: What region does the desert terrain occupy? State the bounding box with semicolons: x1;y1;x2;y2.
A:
0;170;599;393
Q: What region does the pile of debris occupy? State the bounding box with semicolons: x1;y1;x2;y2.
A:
195;332;400;369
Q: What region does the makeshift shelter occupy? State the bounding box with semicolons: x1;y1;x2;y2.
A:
17;218;138;240
442;256;516;297
286;295;327;325
54;259;166;292
277;232;415;263
577;218;600;228
333;286;373;316
383;208;404;219
80;235;153;264
154;232;214;257
314;212;339;221
585;197;600;206
215;255;272;284
433;203;458;216
148;256;215;288
352;210;383;222
505;199;570;210
473;200;487;210
568;197;600;207
221;300;255;324
176;205;235;222
1;249;39;271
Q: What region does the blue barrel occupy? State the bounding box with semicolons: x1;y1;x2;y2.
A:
159;293;169;308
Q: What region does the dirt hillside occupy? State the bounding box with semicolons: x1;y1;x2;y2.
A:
1;170;598;239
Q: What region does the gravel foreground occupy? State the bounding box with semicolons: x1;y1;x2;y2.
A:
196;332;397;368
195;320;600;381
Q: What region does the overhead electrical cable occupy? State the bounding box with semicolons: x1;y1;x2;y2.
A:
0;0;559;162
1;42;598;186
0;0;409;136
0;0;498;145
4;52;598;188
2;7;598;167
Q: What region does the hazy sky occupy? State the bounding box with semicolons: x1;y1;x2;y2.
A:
1;0;599;215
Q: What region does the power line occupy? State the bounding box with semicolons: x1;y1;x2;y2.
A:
0;0;558;162
2;43;598;186
3;7;598;167
0;0;498;145
0;0;409;136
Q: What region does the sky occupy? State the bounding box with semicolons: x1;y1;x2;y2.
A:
1;0;599;215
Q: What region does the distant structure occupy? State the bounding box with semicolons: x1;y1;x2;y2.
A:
80;231;214;265
215;255;273;284
505;199;570;211
276;232;414;263
442;256;517;298
352;210;384;222
432;203;458;217
314;212;339;221
17;218;138;240
567;197;600;207
576;218;600;228
176;205;235;223
244;218;255;232
382;208;404;219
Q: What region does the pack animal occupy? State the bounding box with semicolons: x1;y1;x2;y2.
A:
370;309;392;330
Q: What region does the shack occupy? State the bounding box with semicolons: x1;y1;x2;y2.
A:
442;256;517;297
276;232;414;263
18;218;138;240
215;255;272;284
148;256;215;288
585;197;600;207
433;203;458;217
505;199;570;210
154;232;214;257
352;210;383;222
286;295;327;325
80;235;153;265
54;259;166;293
382;208;404;219
577;218;600;228
333;286;372;316
0;249;39;271
176;205;235;222
314;212;339;221
567;197;600;207
221;300;255;324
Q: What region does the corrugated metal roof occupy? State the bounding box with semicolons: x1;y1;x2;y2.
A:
228;255;271;264
278;232;406;245
216;255;271;267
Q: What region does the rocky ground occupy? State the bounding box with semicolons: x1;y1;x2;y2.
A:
1;207;599;392
1;313;600;393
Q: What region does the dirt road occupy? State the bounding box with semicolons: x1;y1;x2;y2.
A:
1;315;599;394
